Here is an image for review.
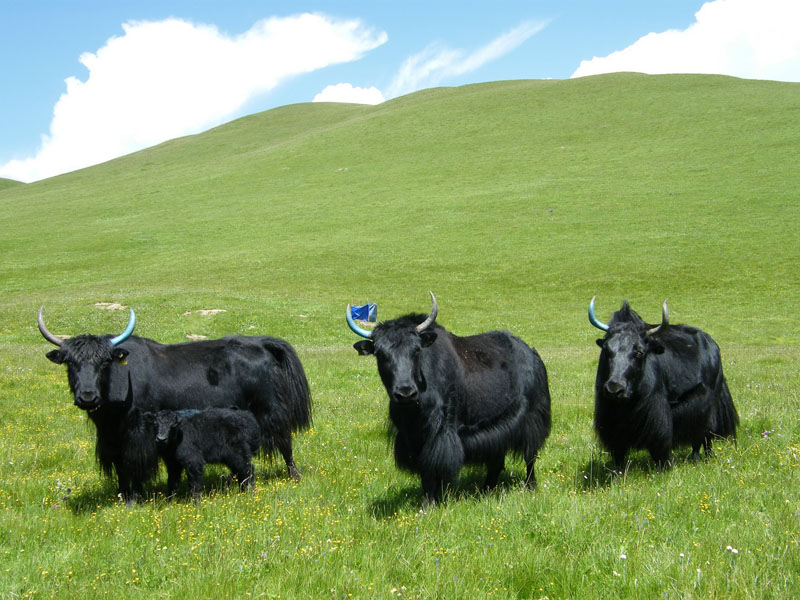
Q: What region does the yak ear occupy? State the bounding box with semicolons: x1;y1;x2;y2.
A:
112;347;129;363
46;349;65;364
648;338;666;354
595;338;605;348
419;331;437;347
353;340;375;356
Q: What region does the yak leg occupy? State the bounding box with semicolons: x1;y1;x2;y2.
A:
610;448;628;473
650;447;673;470
276;432;301;481
523;452;539;490
702;434;714;458
421;474;444;510
690;442;704;462
115;463;142;503
163;457;183;497
484;455;505;490
181;456;206;499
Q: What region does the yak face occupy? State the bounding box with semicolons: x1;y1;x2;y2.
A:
46;335;129;411
354;316;438;406
597;325;664;400
154;410;180;445
597;302;668;400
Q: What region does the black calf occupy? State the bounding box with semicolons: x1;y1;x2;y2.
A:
150;407;261;496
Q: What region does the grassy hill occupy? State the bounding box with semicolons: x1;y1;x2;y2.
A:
0;177;23;191
1;74;798;598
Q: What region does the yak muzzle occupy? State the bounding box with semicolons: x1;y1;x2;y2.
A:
392;385;419;405
603;380;628;400
74;392;101;411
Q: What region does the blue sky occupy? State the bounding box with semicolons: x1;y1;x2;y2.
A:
1;0;798;182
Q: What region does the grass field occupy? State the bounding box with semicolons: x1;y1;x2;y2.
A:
1;73;798;598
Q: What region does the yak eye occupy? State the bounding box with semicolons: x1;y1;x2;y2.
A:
634;349;645;358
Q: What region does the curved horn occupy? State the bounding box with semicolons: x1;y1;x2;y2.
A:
37;305;63;347
415;291;438;333
588;296;609;332
109;309;136;346
646;300;669;336
346;304;373;339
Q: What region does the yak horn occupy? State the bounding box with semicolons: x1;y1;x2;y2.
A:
37;305;63;347
346;304;373;339
415;291;438;333
646;300;669;336
109;309;136;346
588;296;610;332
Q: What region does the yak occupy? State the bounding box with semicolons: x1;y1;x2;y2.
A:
589;297;738;469
149;407;261;497
347;292;551;507
39;306;311;500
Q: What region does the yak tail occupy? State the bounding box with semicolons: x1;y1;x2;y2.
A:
265;339;312;432
712;377;738;439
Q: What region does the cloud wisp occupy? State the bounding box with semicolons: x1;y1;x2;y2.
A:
386;20;548;99
572;0;800;81
0;14;387;182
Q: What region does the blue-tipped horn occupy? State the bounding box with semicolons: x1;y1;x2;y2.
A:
588;296;610;331
346;304;373;339
110;309;136;346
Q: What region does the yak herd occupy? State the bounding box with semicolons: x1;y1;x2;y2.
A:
38;292;739;506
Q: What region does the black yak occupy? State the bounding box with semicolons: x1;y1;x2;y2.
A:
39;306;311;500
589;297;738;468
149;407;261;496
347;292;551;506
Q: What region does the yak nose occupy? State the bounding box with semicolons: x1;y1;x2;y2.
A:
75;391;100;408
604;380;625;398
393;385;419;404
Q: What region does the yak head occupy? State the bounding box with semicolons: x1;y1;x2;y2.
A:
347;292;438;406
589;297;667;401
38;306;135;412
153;410;181;445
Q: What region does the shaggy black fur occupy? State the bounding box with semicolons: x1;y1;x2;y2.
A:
148;407;261;496
593;301;738;468
353;313;551;506
45;332;311;500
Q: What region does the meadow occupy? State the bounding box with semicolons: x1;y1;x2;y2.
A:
0;73;798;598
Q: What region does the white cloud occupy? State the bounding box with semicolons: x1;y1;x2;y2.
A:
572;0;800;81
313;83;385;104
0;14;387;182
386;20;548;99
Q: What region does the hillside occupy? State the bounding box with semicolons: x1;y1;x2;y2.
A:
0;177;23;191
1;73;797;348
1;73;799;598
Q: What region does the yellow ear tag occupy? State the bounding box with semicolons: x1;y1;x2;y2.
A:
119;358;127;365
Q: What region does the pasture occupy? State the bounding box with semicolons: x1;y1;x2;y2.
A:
0;73;798;598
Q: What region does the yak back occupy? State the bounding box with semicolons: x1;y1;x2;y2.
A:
103;335;310;429
174;408;261;457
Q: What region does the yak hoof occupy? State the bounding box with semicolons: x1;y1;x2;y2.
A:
421;497;437;512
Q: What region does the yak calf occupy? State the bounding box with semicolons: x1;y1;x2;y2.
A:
150;407;261;496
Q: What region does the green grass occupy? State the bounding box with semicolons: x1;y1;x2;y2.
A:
0;177;23;191
1;73;799;598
